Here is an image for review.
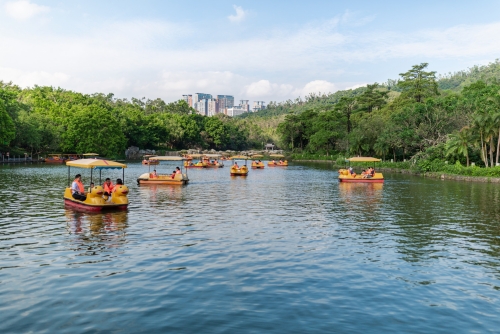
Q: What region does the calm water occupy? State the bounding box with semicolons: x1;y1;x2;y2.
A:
1;162;500;333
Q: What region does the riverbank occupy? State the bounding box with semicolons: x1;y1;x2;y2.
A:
293;160;500;183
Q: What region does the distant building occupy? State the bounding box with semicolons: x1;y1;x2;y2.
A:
207;99;219;116
253;101;266;112
196;99;210;116
240;100;250;112
226;106;247;117
182;94;193;107
217;95;234;113
193;93;212;105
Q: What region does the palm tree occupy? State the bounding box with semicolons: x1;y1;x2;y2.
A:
446;127;472;167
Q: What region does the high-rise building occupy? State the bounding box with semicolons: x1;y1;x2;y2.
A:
217;95;234;112
240;100;250;112
193;93;212;105
252;101;266;112
182;94;193;107
207;99;219;116
196;99;209;116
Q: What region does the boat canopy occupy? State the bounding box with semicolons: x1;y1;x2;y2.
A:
269;154;285;158
143;154;157;158
251;154;264;158
152;156;185;161
48;154;62;156
66;159;127;169
346;157;381;162
189;154;205;158
203;154;221;158
230;155;249;159
82;153;99;156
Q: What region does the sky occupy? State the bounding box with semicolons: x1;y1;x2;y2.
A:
1;0;500;103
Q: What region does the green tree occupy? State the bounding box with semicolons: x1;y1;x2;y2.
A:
0;99;16;146
398;63;439;103
446;127;472;166
356;83;388;113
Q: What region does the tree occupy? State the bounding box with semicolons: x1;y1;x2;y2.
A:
61;105;126;157
446;127;472;166
334;96;356;134
0;99;16;146
398;63;439;103
356;83;388;113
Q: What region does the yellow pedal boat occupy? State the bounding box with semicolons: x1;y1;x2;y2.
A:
338;157;384;183
251;154;265;169
137;156;189;185
268;154;288;167
63;159;129;211
229;155;249;176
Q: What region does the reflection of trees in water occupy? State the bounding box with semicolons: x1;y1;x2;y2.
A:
65;210;128;250
387;180;500;277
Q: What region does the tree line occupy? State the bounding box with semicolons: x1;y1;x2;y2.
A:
276;62;500;168
0;84;274;158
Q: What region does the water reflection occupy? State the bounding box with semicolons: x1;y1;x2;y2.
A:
65;209;128;237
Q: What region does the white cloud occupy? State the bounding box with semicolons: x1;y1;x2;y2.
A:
301;80;337;96
244;80;295;98
228;5;247;23
4;0;49;20
346;83;367;90
0;67;69;87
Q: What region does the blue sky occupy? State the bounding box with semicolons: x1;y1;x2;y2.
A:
1;0;500;103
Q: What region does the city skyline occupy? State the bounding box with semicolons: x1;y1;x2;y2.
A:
1;1;500;103
182;93;265;117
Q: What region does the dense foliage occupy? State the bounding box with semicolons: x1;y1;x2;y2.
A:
0;85;274;158
276;61;500;169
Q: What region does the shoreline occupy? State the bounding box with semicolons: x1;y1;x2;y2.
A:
293;160;500;183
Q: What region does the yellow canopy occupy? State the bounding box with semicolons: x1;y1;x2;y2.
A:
269;154;285;158
230;155;248;160
251;154;264;158
189;154;205;158
203;154;222;158
143;154;157;158
66;159;127;169
152;156;185;161
82;153;99;156
346;157;381;162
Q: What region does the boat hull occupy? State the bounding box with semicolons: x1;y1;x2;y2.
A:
64;198;128;212
137;179;188;185
137;173;189;185
268;163;288;167
142;160;159;165
338;178;384;183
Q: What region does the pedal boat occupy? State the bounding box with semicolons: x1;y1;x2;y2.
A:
268;154;288;167
203;154;224;168
142;154;159;165
183;154;207;168
338;157;384;183
251;154;265;169
230;155;249;176
137;156;189;185
44;153;66;164
63;159;129;211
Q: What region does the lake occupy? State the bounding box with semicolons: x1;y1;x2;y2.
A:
1;162;500;333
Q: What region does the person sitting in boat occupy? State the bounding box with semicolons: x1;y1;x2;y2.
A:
348;166;356;177
151;170;158;178
112;178;123;193
175;167;182;174
103;178;114;196
234;162;239;169
370;167;375;177
171;170;176;179
272;159;276;165
88;182;94;193
71;174;86;201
